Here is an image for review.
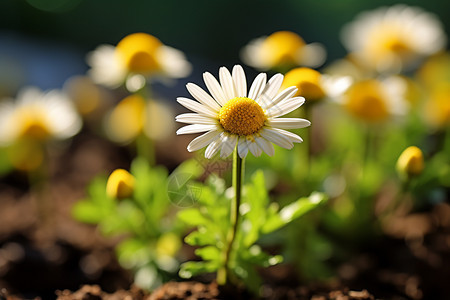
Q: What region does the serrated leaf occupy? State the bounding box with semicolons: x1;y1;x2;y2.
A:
241;245;283;267
177;208;209;226
179;261;219;278
184;230;217;246
195;246;220;261
262;192;327;233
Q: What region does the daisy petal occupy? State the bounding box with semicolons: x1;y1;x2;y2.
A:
219;67;236;100
177;97;218;118
266;97;305;118
267;118;311;129
186;83;221;111
263;86;298;110
232;65;247;97
260;128;294;149
255;136;275;156
176;124;218;135
220;133;237;158
238;136;249;158
248;139;262;157
187;130;221;152
271;127;303;143
176;113;217;125
203;72;228;106
205;138;222;159
248;73;267;100
258;73;284;108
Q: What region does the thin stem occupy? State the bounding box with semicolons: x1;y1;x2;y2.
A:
444;126;450;153
217;149;244;285
136;133;155;166
293;105;311;181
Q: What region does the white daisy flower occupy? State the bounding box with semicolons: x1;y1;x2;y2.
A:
0;87;82;146
341;4;447;73
176;65;310;159
241;31;326;71
87;33;192;88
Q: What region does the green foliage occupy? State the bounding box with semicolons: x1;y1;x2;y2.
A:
178;170;327;290
72;157;181;289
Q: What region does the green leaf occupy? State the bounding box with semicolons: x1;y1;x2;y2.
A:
179;261;219;279
171;158;205;179
177;208;210;227
241;170;269;246
262;192;327;233
116;238;151;269
71;200;103;223
195;246;220;261
241;245;283;267
184;230;217;246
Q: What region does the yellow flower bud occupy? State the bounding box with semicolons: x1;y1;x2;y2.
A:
396;146;424;178
106;169;135;199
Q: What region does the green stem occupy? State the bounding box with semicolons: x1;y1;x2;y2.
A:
293;105;311;181
217;149;244;285
136;133;155;166
444;126;450;153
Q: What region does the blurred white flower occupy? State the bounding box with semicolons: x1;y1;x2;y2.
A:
241;31;326;71
87;33;192;88
334;76;410;122
341;4;447;73
104;94;174;144
281;67;352;102
0;87;82;145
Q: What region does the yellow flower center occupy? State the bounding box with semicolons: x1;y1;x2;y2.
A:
16;109;51;141
345;80;389;122
219;97;266;136
282;67;325;101
116;33;162;74
366;26;412;62
262;31;306;67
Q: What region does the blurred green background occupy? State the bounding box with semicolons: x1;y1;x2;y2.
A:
0;0;449;91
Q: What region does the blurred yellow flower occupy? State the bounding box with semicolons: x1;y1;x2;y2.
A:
0;87;82;146
106;169;135;199
87;32;192;88
7;139;44;172
104;94;175;144
424;82;450;129
241;31;326;71
417;52;450;89
341;5;446;73
156;232;182;258
104;94;146;143
282;67;352;102
339;78;409;122
64;76;110;118
396;146;424;178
